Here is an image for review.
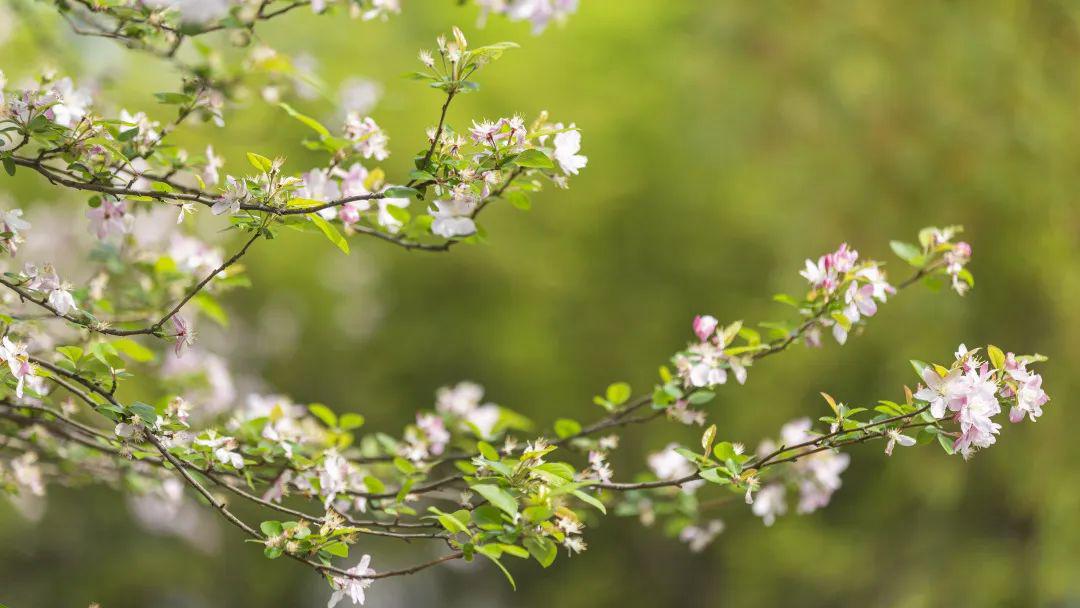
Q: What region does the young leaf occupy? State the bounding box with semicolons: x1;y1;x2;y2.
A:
339;413;366;431
572;489;606;514
477;548;517;590
477;441;500;461
310;214;350;255
987;345;1006;370
278;102;331;137
553;418;582;439
246;152;274;173
308;403;337;427
701;424;717;453
513;148;554;169
605;382;632;406
523;536;557;568
260;520;284;537
322;541;349;558
471;484;518;517
890;240;923;265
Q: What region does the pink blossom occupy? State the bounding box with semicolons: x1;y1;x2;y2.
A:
327;555;374;607
884;429;916;456
343;114;389;160
297;168;341;202
1003;353;1049;423
172;316;195;356
435;381;485;416
692;314;718;342
0;207;31;255
416;413;450;456
751;483;786;526
85;198;132;240
0;336;33;398
678;519;724;552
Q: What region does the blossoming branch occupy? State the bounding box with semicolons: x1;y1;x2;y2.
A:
0;2;1051;607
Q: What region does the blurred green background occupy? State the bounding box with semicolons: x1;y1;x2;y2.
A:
2;0;1079;606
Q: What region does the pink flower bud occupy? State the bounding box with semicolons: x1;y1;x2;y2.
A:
692;315;718;342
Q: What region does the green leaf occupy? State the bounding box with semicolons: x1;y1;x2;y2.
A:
323;541;349;558
308;403;337;427
957;267;975;288
534;462;576;482
393;457;416;475
831;311;852;331
260;520;283;537
506;190;531;210
363;475;386;494
129;401;158;425
523;536;557;567
430;508;470;534
699;467;729;485
499;544;530;559
605;382;632;406
477;548;516;590
471;505;505;530
937;433;955;455
56;345;84;365
383;186;420;198
910;359;930;379
90;341;125;369
278;102;330;137
572;489;606;514
986;345;1006;370
701;424;717;453
522;505;554;522
339;413;365;431
890;240;923;265
310;214;350;255
686;390;714;405
111;338;156;363
154;92;195;105
471;484;518;517
712;441;736;462
513;148;555;169
477;441;500;461
246;152;274;173
553;418;581;439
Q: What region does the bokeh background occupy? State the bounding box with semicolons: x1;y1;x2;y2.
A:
2;1;1079;606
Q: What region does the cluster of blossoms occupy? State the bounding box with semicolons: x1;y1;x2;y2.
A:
914;345;1049;458
748;418;851;525
474;0;579;33
798;242;896;345
0;205;31;255
581;435;618;483
18;263;79;316
616;340;1050;555
342;114;390;161
73;0;401;28
891;225;973;296
327;555;376;608
927;226;973;295
0;336;34;398
433;381;504;439
648;443;705;492
300;165;410;233
673;316;752;389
